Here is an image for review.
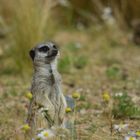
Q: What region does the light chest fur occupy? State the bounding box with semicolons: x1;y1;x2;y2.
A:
28;60;67;130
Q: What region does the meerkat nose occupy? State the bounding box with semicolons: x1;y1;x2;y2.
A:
29;48;35;61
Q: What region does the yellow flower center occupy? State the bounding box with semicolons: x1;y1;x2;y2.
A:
136;131;140;136
44;132;49;137
72;92;80;99
129;137;134;140
25;92;32;100
65;107;72;113
22;124;30;131
102;92;110;101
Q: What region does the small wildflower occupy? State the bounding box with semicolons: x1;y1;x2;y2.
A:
115;92;123;97
72;92;80;100
58;0;70;7
37;129;54;140
101;7;115;25
25;92;32;100
128;131;136;137
102;91;110;102
136;130;140;137
43;132;49;137
65;107;72;113
113;123;128;132
21;124;30;132
124;135;136;140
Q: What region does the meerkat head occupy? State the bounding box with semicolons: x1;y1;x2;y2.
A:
29;42;59;65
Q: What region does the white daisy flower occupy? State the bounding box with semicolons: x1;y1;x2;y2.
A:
128;131;137;137
115;92;123;97
37;129;55;140
124;135;136;140
113;124;128;132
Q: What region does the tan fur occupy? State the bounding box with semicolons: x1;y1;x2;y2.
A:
27;43;67;135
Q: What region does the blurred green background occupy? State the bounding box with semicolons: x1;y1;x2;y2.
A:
0;0;140;76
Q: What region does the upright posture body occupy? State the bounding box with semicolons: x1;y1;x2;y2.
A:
27;42;67;133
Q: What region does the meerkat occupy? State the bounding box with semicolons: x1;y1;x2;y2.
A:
27;42;67;134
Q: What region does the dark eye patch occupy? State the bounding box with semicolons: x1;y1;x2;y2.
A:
53;45;57;49
39;46;49;52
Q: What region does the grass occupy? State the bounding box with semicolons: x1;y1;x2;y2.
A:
0;23;140;139
113;92;140;119
58;56;72;73
0;0;140;139
7;0;56;74
106;65;121;79
58;42;88;73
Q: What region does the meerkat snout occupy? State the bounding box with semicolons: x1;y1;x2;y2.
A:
29;42;59;64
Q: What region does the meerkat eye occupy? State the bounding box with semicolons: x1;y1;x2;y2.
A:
53;45;57;49
39;46;49;52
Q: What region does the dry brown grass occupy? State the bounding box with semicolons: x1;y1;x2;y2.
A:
0;0;140;139
4;0;57;74
0;25;140;140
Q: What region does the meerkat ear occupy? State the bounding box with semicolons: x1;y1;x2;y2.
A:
29;49;35;61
